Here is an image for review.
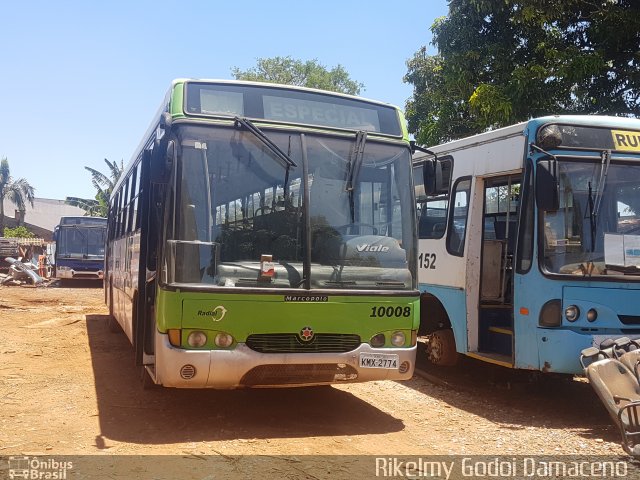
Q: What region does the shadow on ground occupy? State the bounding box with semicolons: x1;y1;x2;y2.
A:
86;314;404;447
52;279;104;289
401;346;619;444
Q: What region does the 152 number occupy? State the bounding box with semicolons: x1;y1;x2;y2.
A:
418;252;437;269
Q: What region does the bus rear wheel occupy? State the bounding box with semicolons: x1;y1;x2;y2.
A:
426;329;458;366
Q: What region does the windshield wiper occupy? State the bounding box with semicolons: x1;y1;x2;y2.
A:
70;225;90;257
234;117;297;169
234;116;297;201
71;225;87;239
345;130;367;224
586;149;612;252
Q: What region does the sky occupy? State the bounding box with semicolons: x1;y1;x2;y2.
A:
0;1;448;201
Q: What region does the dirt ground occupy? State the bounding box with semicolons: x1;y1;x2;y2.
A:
0;283;628;458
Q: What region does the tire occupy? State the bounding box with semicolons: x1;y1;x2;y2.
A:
426;329;458;366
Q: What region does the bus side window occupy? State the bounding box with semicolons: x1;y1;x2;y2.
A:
419;198;448;239
446;177;472;256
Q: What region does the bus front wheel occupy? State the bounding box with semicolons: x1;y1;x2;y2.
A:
426;329;458;366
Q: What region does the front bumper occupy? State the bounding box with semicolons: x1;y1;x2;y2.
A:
154;332;416;389
57;268;103;280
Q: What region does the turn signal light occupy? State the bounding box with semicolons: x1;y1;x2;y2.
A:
168;329;181;347
370;333;385;348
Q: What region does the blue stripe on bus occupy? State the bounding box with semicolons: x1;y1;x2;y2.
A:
418;283;468;354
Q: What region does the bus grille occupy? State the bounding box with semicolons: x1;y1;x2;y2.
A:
240;364;358;386
245;333;361;353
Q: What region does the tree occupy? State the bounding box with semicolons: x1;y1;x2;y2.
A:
66;158;122;217
232;56;364;95
0;157;35;235
3;225;34;238
405;0;640;145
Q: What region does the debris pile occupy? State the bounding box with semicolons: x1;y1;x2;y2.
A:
0;257;44;286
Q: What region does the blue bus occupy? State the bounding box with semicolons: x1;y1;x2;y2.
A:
414;116;640;374
53;216;107;281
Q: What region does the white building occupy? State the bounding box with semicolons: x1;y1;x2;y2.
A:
2;197;85;236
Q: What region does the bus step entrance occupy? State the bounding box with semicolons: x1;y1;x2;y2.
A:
466;351;513;368
479;307;513;356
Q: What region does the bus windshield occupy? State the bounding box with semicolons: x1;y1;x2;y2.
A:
163;124;415;290
57;226;106;258
541;157;640;277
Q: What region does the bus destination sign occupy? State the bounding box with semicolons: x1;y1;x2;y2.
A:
612;130;640;152
262;96;381;132
186;82;402;136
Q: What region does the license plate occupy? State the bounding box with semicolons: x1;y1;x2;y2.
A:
359;353;399;369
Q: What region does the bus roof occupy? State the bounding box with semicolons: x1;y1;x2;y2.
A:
170;78;400;110
414;115;640;161
58;216;107;226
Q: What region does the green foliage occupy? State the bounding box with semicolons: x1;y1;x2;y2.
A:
405;0;640;145
232;56;364;95
3;225;34;238
66;158;122;217
64;197;102;216
0;157;36;235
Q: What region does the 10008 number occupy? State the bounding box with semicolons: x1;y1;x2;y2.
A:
370;306;411;318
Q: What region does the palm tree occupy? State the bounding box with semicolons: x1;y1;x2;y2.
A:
66;158;123;217
0;157;35;235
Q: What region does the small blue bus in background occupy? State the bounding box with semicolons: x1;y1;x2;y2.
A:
414;116;640;374
53;216;107;282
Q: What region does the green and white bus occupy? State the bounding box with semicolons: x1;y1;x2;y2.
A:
106;79;419;388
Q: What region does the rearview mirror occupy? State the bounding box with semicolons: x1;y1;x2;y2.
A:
536;159;559;211
422;158;451;196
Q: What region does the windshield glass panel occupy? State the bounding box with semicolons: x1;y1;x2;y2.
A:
58;227;106;257
164;125;415;289
541;158;640;277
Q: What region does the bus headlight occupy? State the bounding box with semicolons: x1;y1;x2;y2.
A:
370;333;385;348
587;308;598;322
539;299;561;327
187;331;207;347
215;332;233;347
565;305;580;322
391;331;406;347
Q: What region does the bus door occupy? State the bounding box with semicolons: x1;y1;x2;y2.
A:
472;174;522;366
